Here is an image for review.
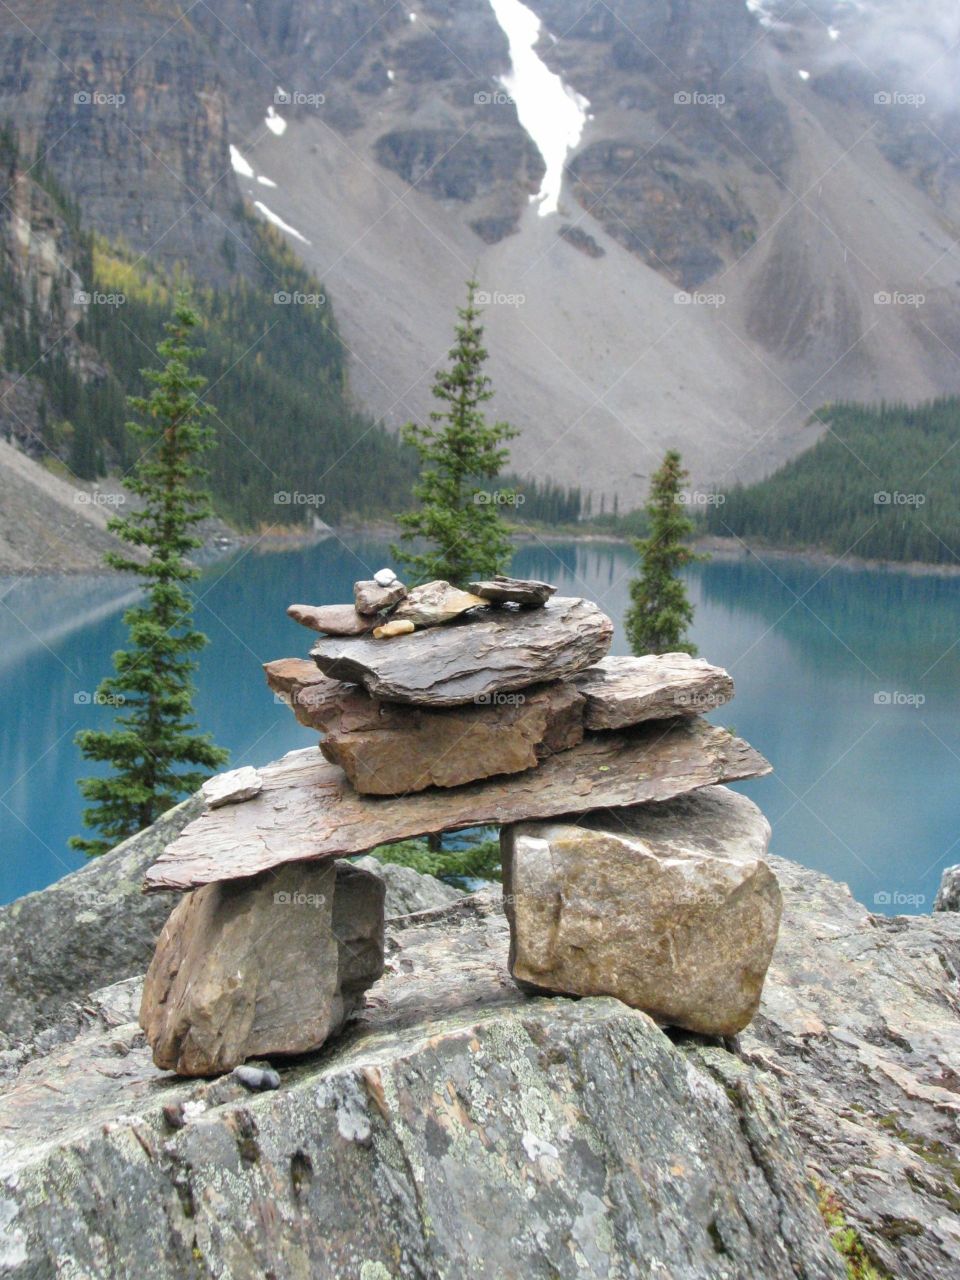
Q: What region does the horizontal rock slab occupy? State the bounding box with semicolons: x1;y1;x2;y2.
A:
574;653;734;728
310;595;614;706
140;859;384;1076
287;603;375;636
144;719;771;891
265;658;585;794
467;574;556;607
502;786;781;1035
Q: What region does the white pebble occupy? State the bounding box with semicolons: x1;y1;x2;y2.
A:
374;568;397;586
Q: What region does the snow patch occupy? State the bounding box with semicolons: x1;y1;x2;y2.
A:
229;145;254;178
253;201;310;244
488;0;589;217
256;174;278;188
265;107;287;136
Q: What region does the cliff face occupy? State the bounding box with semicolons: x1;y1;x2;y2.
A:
0;1;239;279
0;791;958;1278
2;1;960;501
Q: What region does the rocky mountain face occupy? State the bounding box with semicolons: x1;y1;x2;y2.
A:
0;791;958;1277
2;0;960;502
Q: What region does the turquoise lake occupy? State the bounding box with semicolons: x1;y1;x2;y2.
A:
2;537;958;913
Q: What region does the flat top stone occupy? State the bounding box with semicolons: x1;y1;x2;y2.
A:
143;718;771;891
468;576;557;606
310;596;614;706
574;653;735;728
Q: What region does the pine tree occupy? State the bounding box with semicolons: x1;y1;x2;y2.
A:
392;280;518;585
625;450;702;656
71;299;228;856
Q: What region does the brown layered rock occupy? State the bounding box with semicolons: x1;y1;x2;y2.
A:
145;719;771;891
574;653;735;729
140;859;384;1076
467;575;556;607
265;658;585;794
501;786;781;1035
321;682;585;795
392;579;487;627
310;596;614;706
286;603;376;636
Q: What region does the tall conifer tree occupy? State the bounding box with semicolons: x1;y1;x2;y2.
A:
71;299;228;855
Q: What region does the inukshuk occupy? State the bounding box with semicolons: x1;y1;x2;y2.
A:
140;571;780;1077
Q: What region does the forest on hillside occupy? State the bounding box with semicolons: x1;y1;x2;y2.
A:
706;400;960;565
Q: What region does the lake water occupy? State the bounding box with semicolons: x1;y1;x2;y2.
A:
2;536;958;913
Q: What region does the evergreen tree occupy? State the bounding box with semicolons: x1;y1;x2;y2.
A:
625;450;702;656
71;299;228;856
392;280;518;584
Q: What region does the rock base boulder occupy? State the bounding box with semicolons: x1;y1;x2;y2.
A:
140;860;384;1075
501;785;782;1035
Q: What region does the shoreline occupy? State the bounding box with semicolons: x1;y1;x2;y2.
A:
5;526;960;581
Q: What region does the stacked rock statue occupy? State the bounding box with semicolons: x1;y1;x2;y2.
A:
139;571;781;1076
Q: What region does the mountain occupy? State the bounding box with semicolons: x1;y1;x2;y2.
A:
1;0;960;513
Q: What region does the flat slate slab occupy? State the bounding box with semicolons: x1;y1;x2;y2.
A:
574;654;735;729
144;719;771;892
310;596;614;706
